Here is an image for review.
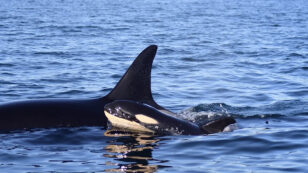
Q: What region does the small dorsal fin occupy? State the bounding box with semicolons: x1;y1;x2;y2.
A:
106;45;164;110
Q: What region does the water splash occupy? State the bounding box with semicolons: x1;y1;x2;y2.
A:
178;100;308;126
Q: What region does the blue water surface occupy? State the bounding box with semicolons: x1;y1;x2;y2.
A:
0;0;307;172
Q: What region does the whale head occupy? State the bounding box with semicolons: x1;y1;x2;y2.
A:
104;100;159;133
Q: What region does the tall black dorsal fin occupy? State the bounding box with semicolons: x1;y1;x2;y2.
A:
106;45;163;109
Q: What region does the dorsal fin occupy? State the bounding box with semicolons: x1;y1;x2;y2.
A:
106;45;163;110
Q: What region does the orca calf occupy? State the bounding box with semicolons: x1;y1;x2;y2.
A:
0;45;172;131
104;100;236;135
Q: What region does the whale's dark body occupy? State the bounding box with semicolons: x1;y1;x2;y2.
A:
0;45;170;131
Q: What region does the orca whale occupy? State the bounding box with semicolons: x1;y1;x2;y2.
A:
0;45;172;131
104;100;236;135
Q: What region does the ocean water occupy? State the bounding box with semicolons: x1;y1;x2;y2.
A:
0;0;307;172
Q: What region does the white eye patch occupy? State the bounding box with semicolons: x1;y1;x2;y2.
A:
135;114;158;124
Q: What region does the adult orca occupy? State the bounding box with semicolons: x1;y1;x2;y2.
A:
0;45;172;131
104;100;236;135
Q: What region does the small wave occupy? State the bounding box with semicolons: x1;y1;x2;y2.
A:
288;53;306;58
34;51;67;56
56;90;89;95
302;67;308;71
231;113;285;119
181;57;206;62
40;77;82;83
111;74;122;79
0;80;15;85
286;90;308;97
0;72;14;76
179;100;308;123
0;63;15;67
7;127;106;146
223;135;307;155
179;103;232;126
160;48;176;54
